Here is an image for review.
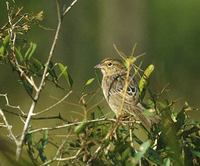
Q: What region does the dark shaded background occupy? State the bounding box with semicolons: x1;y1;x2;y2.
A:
0;0;200;164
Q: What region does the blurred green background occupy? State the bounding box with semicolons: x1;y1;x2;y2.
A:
0;0;200;164
1;0;200;106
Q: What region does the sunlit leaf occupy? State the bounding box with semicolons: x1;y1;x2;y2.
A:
2;35;10;46
35;11;44;21
0;35;10;57
85;78;95;86
124;56;137;69
58;63;67;78
74;121;87;134
58;63;73;87
139;64;154;94
0;47;5;57
43;130;48;146
163;158;170;166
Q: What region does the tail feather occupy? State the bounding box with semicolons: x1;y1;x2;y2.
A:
126;103;160;129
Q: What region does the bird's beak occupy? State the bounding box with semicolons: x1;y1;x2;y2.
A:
94;64;101;69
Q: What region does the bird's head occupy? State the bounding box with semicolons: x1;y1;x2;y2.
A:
95;58;126;76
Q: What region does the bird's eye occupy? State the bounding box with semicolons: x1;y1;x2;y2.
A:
107;62;113;67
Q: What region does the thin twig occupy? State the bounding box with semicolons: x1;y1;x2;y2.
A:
113;44;126;60
28;118;116;134
62;0;78;17
0;93;25;115
2;108;69;122
33;90;72;116
42;148;81;166
41;139;67;165
56;148;81;161
87;98;105;112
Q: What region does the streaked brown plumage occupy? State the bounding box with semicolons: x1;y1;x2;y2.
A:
95;58;156;129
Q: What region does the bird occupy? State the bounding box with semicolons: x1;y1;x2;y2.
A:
95;58;157;129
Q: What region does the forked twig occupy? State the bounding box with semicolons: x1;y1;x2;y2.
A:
13;0;79;160
0;109;18;145
0;93;25;115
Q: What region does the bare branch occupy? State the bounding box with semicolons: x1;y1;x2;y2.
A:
15;0;78;159
16;101;36;160
37;0;61;93
56;148;81;161
62;0;78;17
0;109;18;145
0;93;25;115
28;118;116;134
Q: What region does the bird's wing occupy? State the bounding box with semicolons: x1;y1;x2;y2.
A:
108;74;139;102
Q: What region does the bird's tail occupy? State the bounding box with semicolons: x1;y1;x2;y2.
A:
130;103;160;130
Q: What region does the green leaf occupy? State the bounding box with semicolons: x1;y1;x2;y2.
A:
139;64;154;94
191;150;200;158
58;63;73;87
43;130;48;142
3;35;10;46
0;47;5;57
163;158;170;166
85;78;95;86
32;58;44;71
0;35;10;57
48;61;58;80
37;141;47;162
67;72;73;88
36;131;48;163
24;133;33;145
147;148;162;165
25;42;37;60
132;140;151;165
146;99;155;109
41;130;48;148
74;121;87;134
15;47;24;62
121;147;132;161
58;63;67;79
176;102;191;128
124;56;137;69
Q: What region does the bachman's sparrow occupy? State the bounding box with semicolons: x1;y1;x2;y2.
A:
95;58;157;129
